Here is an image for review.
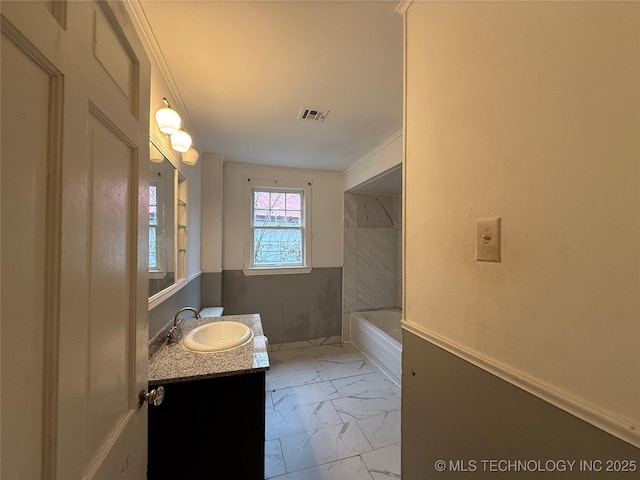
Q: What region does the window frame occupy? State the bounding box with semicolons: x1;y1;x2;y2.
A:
244;181;312;276
148;181;164;276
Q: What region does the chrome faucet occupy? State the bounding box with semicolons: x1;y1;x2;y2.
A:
167;307;201;346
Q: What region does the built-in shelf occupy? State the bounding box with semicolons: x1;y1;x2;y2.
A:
176;174;187;282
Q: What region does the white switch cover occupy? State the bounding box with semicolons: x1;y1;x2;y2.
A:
476;217;501;262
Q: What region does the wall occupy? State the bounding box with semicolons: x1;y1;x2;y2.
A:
147;43;202;283
222;162;344;343
200;152;225;308
343;192;401;340
402;0;640;468
343;131;402;191
202;272;222;308
222;268;342;344
148;275;202;354
402;331;640;479
143;29;202;340
223;162;344;269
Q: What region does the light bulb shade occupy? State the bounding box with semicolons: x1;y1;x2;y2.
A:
155;107;181;135
170;130;192;153
182;147;200;166
150;142;164;163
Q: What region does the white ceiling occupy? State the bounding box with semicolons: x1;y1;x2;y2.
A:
140;0;403;171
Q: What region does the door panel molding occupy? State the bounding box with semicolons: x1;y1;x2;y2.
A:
1;15;65;479
88;102;143;410
41;0;67;28
92;1;140;118
83;409;136;479
86;107;137;468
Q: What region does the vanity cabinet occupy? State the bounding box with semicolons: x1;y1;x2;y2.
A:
147;371;266;479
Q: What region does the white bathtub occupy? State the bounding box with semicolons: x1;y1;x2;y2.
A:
350;309;402;386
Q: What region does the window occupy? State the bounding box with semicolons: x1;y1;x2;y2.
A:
149;183;158;269
246;184;312;274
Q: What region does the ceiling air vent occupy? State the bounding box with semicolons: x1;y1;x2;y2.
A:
298;106;329;123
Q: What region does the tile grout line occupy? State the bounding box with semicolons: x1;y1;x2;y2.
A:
264;344;401;479
273;453;368;478
276;437;287;477
268;368;388;395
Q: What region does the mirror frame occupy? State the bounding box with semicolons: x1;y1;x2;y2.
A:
148;137;188;310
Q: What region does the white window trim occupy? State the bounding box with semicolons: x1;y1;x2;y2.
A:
243;266;312;276
243;178;312;276
149;181;166;275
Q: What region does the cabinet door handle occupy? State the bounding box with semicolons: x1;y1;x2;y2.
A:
138;386;165;408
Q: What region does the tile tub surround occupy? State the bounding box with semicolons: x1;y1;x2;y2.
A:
148;313;269;385
343;193;401;342
265;342;401;479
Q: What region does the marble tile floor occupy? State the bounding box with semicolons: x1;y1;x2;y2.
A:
265;342;401;480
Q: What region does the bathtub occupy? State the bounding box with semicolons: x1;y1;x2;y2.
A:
350;309;402;386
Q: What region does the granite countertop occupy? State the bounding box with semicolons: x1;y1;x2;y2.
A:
148;313;270;386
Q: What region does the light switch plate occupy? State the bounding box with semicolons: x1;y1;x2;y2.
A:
476;217;501;262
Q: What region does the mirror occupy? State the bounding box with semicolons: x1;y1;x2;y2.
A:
149;143;176;298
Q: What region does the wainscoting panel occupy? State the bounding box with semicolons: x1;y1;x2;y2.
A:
402;331;640;479
222;268;342;344
148;275;202;340
202;271;222;307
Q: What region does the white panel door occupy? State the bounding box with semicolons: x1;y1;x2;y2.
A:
1;1;151;478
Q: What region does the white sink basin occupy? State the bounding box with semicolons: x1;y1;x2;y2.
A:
183;321;254;353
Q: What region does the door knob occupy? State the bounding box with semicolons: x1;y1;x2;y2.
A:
138;386;165;408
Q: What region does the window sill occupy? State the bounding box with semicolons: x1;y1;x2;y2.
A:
243;266;312;276
149;271;167;280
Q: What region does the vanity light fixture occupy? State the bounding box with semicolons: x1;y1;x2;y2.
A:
150;142;164;163
155;97;197;161
170;130;192;153
182;147;200;166
155;98;181;135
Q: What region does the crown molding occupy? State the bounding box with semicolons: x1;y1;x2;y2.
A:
122;0;199;145
342;129;403;175
395;0;414;15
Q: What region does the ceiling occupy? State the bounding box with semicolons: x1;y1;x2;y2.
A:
140;0;403;172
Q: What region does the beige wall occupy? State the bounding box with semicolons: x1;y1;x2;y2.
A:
135;13;203;333
223;162;344;269
404;0;639;443
148;54;202;283
201;153;224;273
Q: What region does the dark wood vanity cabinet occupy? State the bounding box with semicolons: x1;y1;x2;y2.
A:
147;371;266;479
